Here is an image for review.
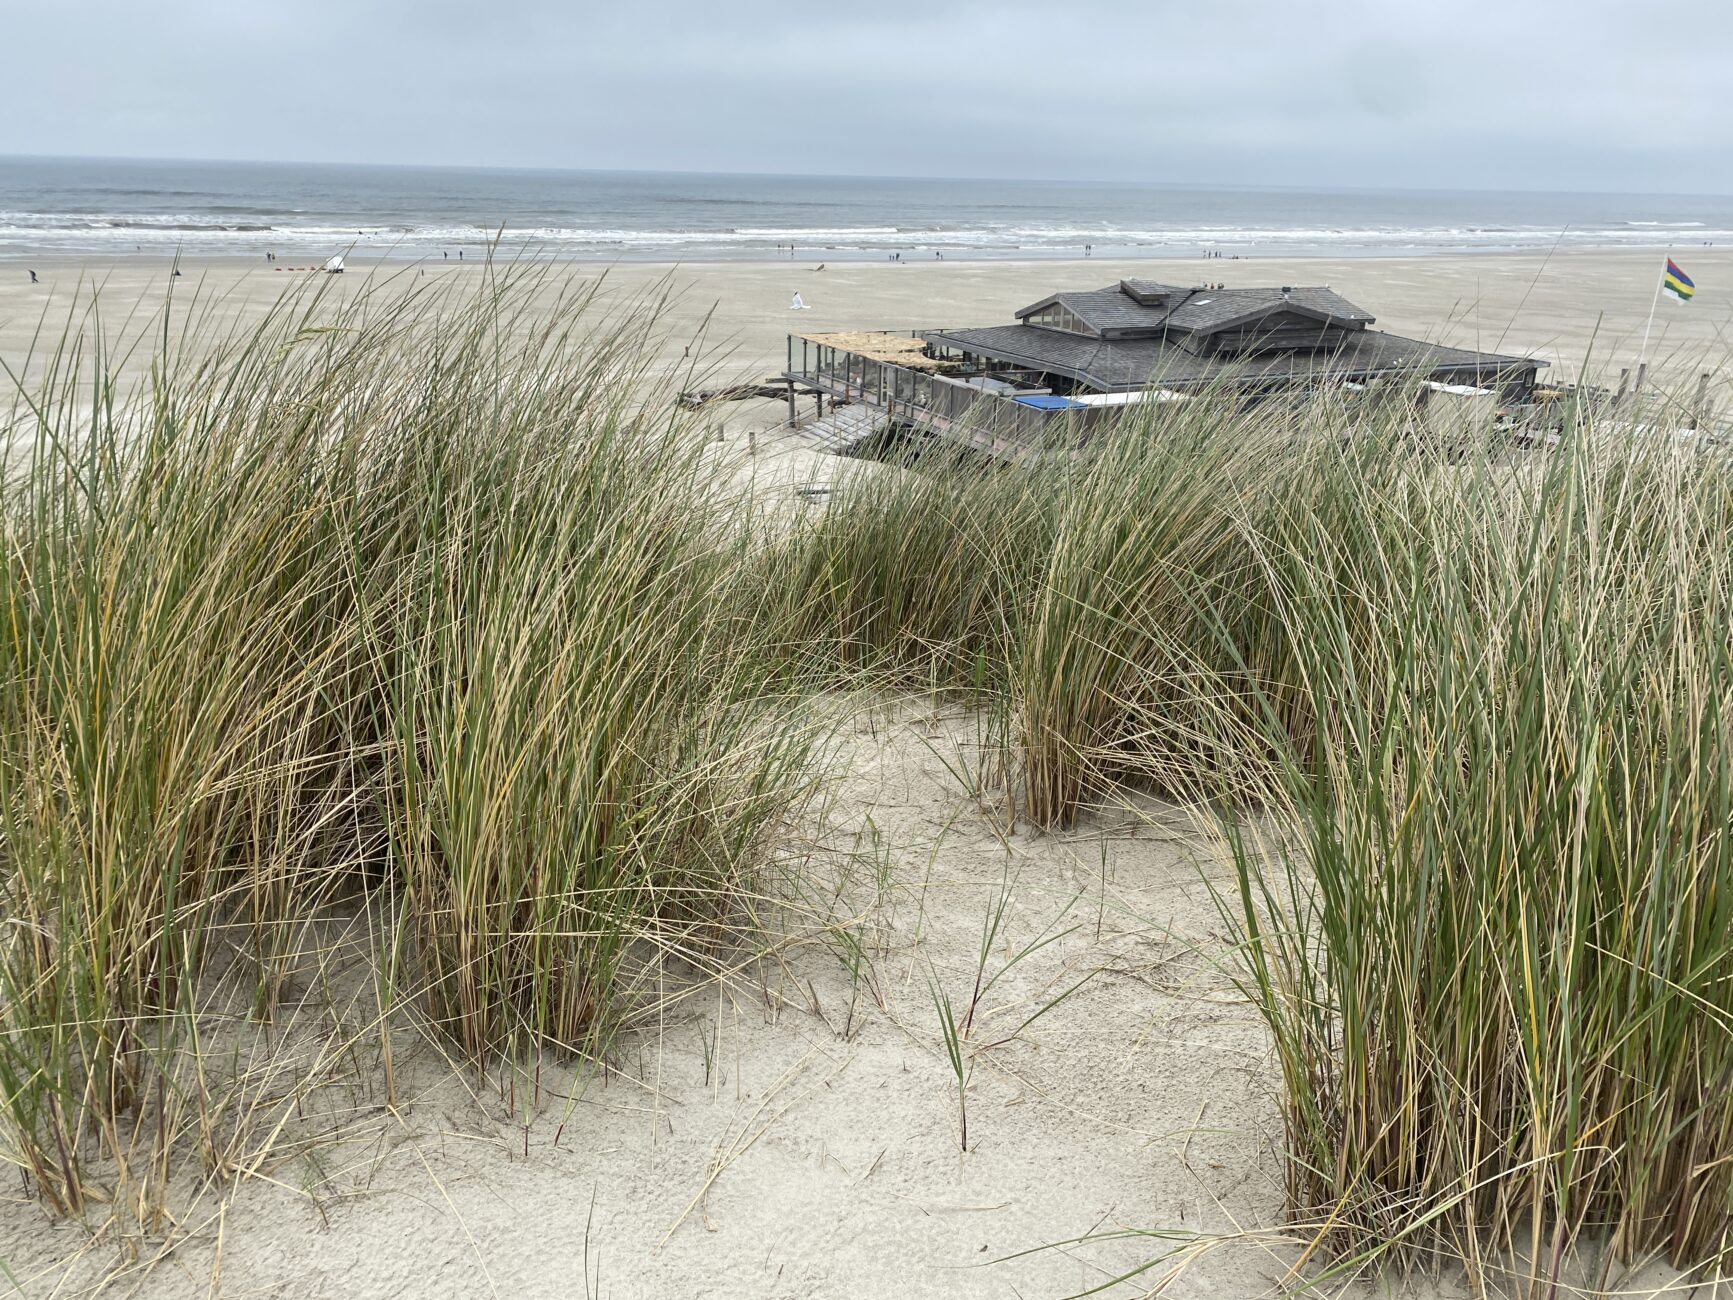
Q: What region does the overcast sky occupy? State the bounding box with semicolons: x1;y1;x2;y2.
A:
5;0;1728;193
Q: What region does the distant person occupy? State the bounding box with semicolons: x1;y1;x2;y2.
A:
458;250;463;260
29;269;38;284
443;251;448;260
1085;244;1092;257
935;251;943;259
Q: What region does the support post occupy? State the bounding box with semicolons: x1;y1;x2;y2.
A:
1614;367;1630;406
786;378;796;428
1632;362;1648;401
1693;370;1713;431
1638;250;1668;371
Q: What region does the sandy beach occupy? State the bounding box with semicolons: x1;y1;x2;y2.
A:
4;248;1731;393
2;704;1301;1299
0;248;1714;1300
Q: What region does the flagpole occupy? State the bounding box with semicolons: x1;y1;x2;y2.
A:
1638;248;1669;367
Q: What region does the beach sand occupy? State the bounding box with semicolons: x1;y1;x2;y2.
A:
3;704;1307;1299
5;248;1732;389
0;251;1711;1299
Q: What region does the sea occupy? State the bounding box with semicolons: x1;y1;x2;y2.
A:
4;155;1731;264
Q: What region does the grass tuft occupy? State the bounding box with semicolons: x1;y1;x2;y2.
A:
0;265;818;1230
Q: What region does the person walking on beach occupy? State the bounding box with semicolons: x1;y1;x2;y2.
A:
29;269;38;284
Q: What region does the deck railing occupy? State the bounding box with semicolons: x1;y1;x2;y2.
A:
787;332;1092;457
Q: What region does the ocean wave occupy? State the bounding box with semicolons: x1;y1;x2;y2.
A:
102;219;276;232
3;213;1729;259
731;226;902;237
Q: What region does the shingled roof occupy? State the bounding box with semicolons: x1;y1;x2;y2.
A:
1015;280;1377;340
923;321;1543;394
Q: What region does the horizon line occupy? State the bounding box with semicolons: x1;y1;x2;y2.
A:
4;151;1730;203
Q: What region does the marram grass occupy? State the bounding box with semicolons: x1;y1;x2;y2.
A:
1214;421;1733;1287
767;386;1733;1289
7;268;1733;1294
0;266;818;1229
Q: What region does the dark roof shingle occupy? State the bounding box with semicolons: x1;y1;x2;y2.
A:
1016;282;1378;337
924;322;1542;393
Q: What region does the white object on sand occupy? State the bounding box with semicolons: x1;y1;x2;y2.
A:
325;255;346;274
790;292;810;310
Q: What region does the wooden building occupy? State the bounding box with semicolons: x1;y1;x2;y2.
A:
785;279;1546;459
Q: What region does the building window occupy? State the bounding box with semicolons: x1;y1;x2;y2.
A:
1029;305;1087;334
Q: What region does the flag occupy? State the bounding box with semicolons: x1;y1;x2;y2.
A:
1664;257;1696;301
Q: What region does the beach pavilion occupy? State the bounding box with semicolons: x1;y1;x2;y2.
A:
784;279;1546;458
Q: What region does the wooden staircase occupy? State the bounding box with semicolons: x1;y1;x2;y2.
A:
790;405;888;457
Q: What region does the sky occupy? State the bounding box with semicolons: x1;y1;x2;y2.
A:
4;0;1729;193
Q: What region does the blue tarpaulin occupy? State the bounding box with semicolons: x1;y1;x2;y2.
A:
1013;394;1084;409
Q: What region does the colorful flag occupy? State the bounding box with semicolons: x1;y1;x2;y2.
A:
1664;257;1696;301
